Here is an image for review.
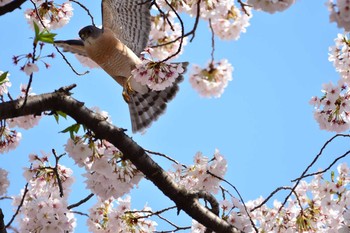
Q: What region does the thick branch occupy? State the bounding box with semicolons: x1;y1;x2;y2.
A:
0;0;27;16
0;209;6;233
0;86;240;233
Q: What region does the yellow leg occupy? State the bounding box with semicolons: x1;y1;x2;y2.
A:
122;76;134;103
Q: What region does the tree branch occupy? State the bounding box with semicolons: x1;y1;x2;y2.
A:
0;0;26;16
0;85;241;233
0;209;7;233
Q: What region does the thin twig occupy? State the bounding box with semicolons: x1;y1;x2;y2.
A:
207;170;258;233
6;183;29;228
159;0;185;63
251;186;299;211
0;196;13;201
52;149;64;197
145;149;186;168
208;18;215;64
279;134;350;212
237;0;252;16
127;207;191;232
151;0;201;48
69;210;89;217
69;0;95;26
68;193;94;209
294;150;350;180
54;47;89;76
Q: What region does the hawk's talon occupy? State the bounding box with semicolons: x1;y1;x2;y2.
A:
122;76;134;103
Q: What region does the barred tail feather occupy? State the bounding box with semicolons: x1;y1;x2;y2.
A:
128;62;188;133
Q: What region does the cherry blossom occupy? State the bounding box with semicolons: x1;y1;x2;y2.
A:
189;59;233;98
13;152;76;232
87;196;157;233
210;5;252;40
21;62;39;76
132;57;186;91
192;163;350;232
148;12;188;60
168;149;227;193
329;33;350;83
327;0;350;31
310;81;350;132
24;1;73;30
0;71;11;96
0;127;21;154
7;115;41;130
0;168;9;196
65;137;143;200
248;0;295;14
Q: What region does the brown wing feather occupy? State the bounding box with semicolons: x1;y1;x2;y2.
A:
101;0;151;56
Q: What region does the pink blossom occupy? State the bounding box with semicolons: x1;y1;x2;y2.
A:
190;59;233;98
22;62;39;76
0;168;9;196
132;58;186;91
24;1;73;30
0;127;21;154
248;0;295;13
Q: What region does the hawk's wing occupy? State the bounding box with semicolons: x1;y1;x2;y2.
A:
54;40;87;57
101;0;151;56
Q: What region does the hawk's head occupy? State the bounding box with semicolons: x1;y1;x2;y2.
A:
79;25;102;42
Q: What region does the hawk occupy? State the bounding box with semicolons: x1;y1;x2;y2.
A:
55;0;187;133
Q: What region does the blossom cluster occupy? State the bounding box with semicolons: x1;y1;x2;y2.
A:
13;44;55;76
13;152;76;232
247;0;295;14
0;168;9;196
168;149;227;194
310;81;350;132
329;34;350;83
193;163;350;232
327;0;350;31
65;137;143;200
156;0;252;40
189;59;233;98
24;0;73;30
148;12;188;60
209;4;252;40
0;71;11;96
0;127;22;154
131;57;187;91
87;196;157;233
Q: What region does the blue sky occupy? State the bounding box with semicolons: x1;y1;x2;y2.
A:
0;0;349;232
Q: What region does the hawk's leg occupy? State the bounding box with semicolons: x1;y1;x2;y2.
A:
122;76;135;103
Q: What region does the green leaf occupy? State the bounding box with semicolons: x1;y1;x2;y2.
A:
38;32;57;44
33;21;57;44
53;111;67;124
33;21;40;37
60;123;81;139
0;72;8;85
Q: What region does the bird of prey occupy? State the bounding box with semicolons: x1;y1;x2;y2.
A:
55;0;187;133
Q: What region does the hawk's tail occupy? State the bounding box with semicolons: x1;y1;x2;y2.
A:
128;62;188;133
